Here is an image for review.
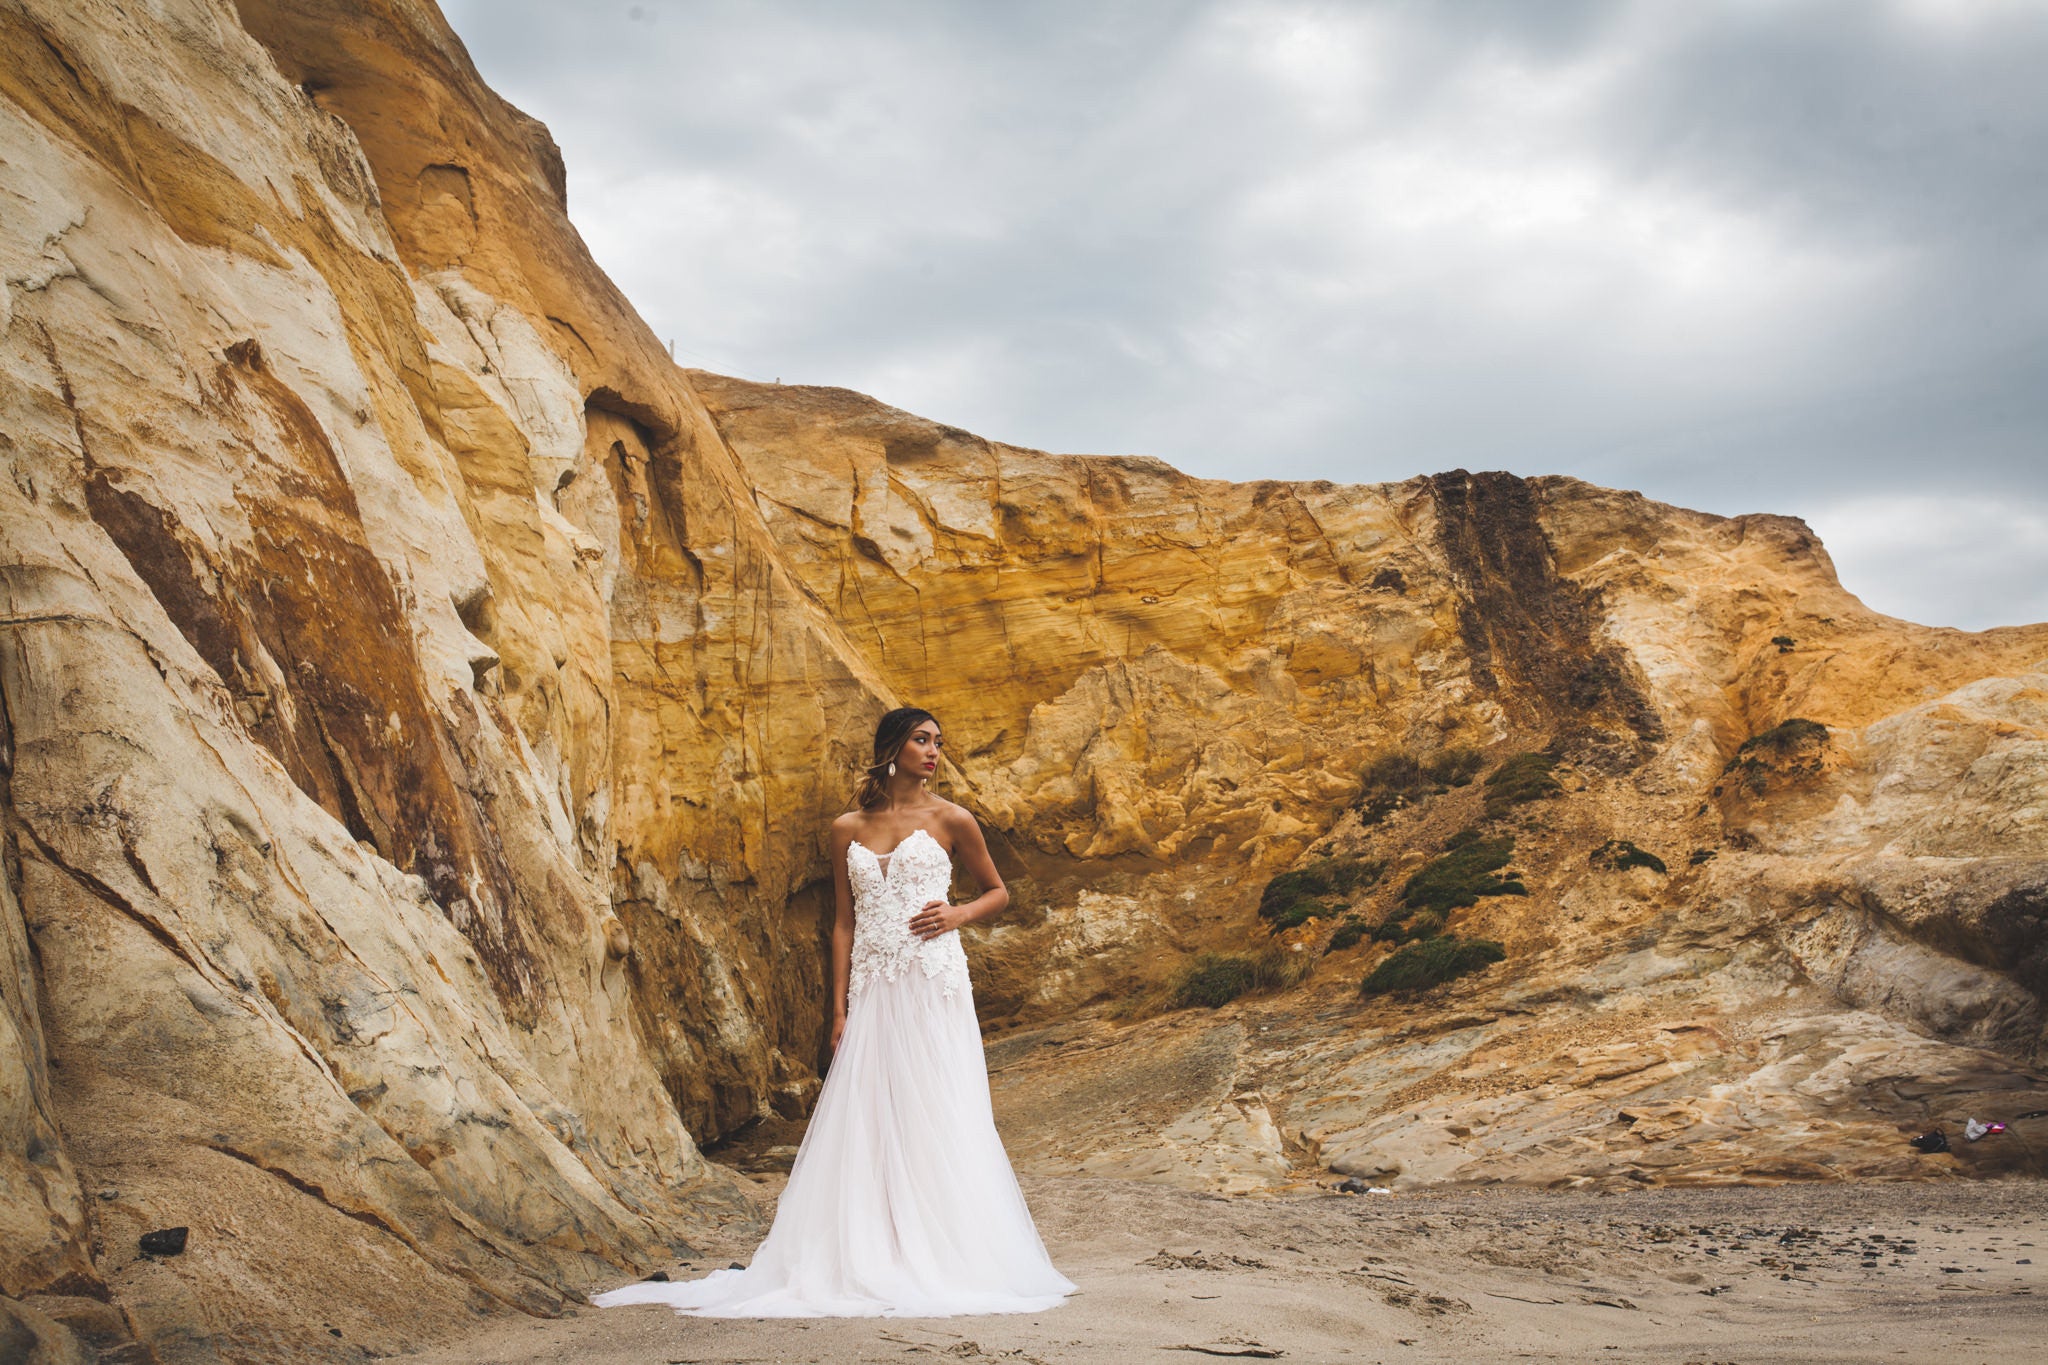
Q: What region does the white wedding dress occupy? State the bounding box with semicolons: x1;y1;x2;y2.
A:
591;826;1076;1317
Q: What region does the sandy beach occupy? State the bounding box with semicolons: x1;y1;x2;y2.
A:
405;1176;2048;1364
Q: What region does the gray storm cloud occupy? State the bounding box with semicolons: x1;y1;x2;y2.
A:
441;0;2048;629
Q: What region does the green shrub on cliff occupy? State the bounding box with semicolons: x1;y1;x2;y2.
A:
1371;908;1446;944
1328;917;1369;951
1400;830;1525;913
1483;751;1560;818
1360;935;1506;997
1261;901;1316;931
1258;857;1383;930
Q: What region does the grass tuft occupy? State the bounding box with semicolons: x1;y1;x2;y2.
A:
1169;953;1257;1008
1354;747;1487;823
1169;946;1313;1009
1425;747;1487;787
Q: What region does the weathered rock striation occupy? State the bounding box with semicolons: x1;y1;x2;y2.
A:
0;0;883;1356
3;1;2046;1360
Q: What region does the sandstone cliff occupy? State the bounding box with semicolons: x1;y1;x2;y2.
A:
3;1;2045;1361
692;374;2048;1049
1;0;888;1356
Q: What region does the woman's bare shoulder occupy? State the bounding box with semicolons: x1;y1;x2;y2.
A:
932;797;980;831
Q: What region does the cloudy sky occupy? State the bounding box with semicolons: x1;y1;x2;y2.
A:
441;0;2048;630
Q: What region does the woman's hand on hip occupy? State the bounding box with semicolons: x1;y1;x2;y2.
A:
909;899;965;939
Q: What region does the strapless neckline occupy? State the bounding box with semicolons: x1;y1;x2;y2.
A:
849;826;942;879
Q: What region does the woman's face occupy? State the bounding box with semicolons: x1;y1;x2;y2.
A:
895;722;943;779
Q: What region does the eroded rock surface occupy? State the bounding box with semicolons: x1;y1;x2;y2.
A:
0;0;831;1357
3;1;2046;1360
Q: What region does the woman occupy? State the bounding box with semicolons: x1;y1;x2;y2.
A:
593;707;1076;1317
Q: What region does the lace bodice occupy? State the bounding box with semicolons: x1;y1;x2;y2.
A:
847;827;971;1002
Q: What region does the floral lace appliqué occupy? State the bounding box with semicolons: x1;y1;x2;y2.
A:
847;827;971;1002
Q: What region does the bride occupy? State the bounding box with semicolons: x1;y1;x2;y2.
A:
593;707;1076;1318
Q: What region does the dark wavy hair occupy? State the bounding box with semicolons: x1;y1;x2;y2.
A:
855;706;939;810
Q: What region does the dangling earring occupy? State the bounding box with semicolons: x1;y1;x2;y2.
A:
887;761;896;777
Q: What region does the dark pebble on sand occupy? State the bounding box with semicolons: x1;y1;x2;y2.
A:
139;1227;188;1256
642;1271;669;1281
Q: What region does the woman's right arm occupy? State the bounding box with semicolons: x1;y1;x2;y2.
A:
828;822;855;1053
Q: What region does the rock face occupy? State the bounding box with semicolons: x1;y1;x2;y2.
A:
0;0;862;1357
693;374;2048;1195
2;1;2045;1361
693;377;2048;1036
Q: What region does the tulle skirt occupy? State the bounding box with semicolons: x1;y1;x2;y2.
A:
591;967;1076;1318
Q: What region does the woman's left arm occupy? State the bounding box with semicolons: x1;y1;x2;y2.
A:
908;808;1010;939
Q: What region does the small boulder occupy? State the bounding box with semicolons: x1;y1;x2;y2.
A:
139;1227;189;1256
